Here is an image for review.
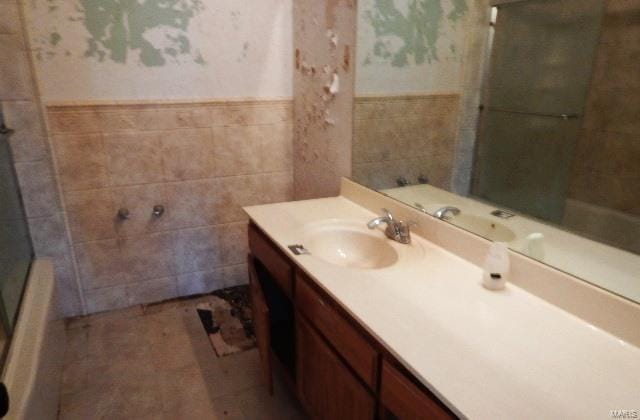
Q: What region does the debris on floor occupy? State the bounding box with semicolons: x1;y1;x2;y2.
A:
196;286;256;357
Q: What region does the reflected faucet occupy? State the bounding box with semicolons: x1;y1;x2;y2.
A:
367;209;415;245
434;206;460;220
396;177;410;187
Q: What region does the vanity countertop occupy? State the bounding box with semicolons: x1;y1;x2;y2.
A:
244;196;640;419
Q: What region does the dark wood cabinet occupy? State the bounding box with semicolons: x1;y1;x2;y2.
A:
296;316;376;420
248;222;457;420
248;254;272;394
249;224;293;297
380;360;455;420
295;273;378;390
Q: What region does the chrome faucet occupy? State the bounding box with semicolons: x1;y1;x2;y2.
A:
367;209;415;244
433;206;460;220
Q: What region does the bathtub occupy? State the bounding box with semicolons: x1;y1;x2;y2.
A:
1;259;65;420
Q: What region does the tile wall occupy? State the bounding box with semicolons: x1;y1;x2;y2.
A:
1;0;82;316
568;0;640;218
565;0;640;252
47;100;293;314
352;94;460;191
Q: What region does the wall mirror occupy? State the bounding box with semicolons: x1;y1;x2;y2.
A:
352;0;640;303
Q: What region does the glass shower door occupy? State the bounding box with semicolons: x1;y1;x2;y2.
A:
0;118;34;344
472;0;604;223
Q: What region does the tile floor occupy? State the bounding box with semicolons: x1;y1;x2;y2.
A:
59;295;306;419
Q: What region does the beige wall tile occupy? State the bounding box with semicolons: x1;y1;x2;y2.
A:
47;110;101;134
53;257;84;317
0;1;20;34
14;160;60;218
261;123;293;172
28;213;70;258
54;133;109;191
125;277;178;306
215;175;263;223
175;270;221;297
569;3;640;219
103;131;164;186
352;94;460;190
190;106;212;128
153;107;205;130
213;123;292;176
161;128;215;181
65;189;116;242
210;102;292;126
218;222;248;266
212;125;262;176
119;232;175;281
41;99;295;314
28;213;84;316
95;107;159;133
98;111;141;132
83;285;129;313
221;263;249;287
163;179;218;230
354;101;385;120
111;184;168;236
170;226;222;275
262;171;293;204
75;239;129;289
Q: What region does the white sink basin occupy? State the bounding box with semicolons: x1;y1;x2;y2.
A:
300;219;405;269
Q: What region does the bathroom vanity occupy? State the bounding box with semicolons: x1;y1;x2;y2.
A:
248;222;454;419
244;180;640;420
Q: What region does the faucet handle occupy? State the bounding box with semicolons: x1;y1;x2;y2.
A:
381;208;393;220
388;220;416;244
396;220;417;232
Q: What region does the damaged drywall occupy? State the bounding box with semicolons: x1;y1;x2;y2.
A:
32;0;205;67
293;0;357;199
362;0;468;67
23;0;293;100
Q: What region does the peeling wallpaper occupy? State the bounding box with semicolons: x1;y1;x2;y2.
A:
24;0;292;100
37;0;205;67
293;0;356;199
356;0;470;94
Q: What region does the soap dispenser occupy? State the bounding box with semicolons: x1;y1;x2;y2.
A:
482;242;510;290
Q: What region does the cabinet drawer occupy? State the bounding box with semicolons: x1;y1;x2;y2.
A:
295;272;378;389
380;360;454;420
248;224;293;298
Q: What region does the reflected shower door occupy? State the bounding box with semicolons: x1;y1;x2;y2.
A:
472;0;604;223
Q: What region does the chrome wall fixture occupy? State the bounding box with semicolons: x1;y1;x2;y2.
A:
152;205;165;217
117;208;130;220
396;177;410;187
116;205;165;221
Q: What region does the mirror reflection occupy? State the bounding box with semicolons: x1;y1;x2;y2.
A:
353;0;640;303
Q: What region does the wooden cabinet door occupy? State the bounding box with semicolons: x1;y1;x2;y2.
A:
380;360;455;420
296;316;375;420
248;254;272;394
